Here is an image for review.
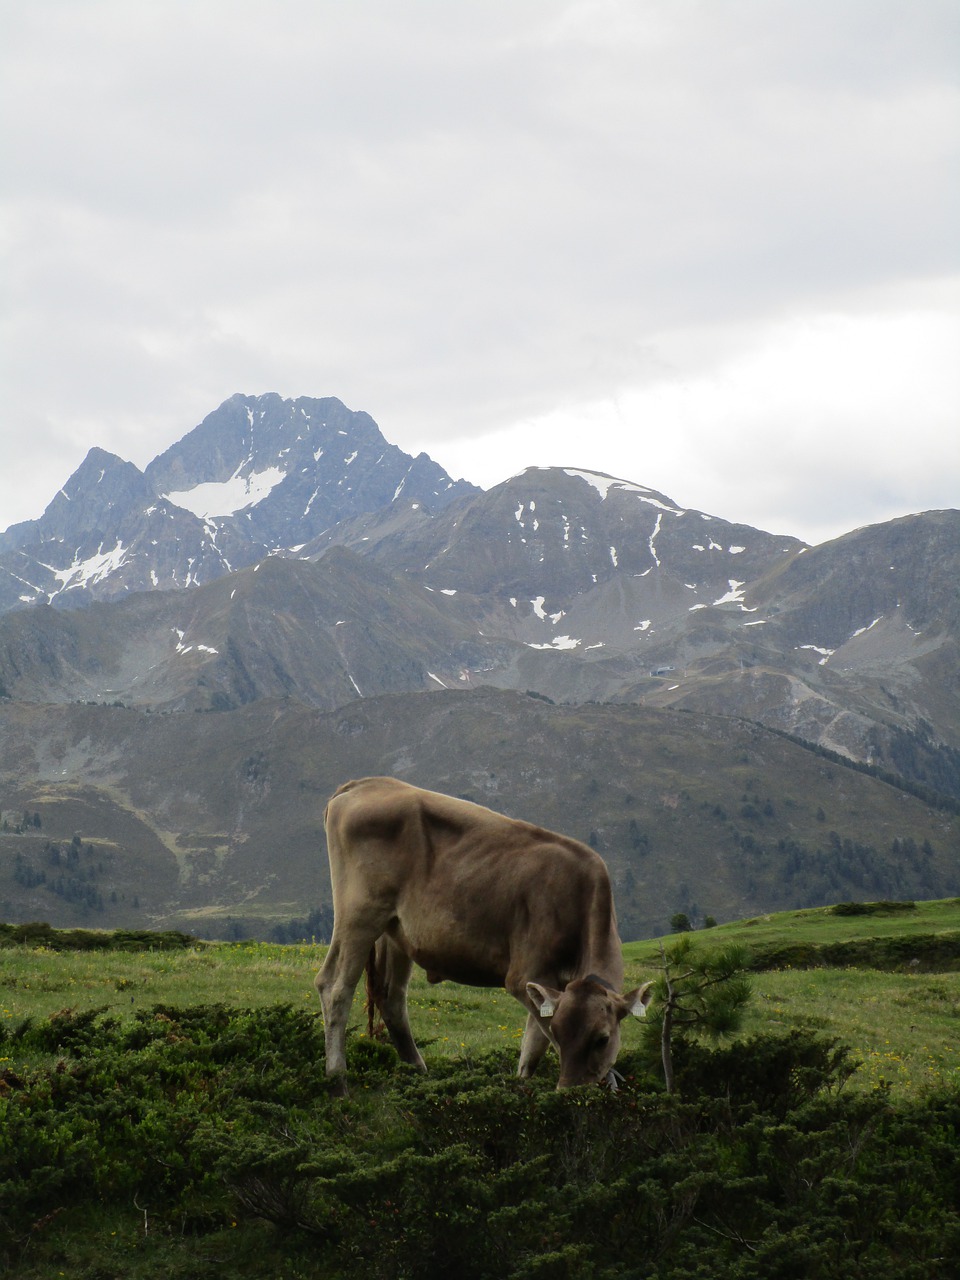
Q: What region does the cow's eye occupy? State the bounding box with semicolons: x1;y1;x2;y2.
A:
593;1033;610;1050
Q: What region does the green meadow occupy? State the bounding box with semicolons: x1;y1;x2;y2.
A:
3;897;959;1097
625;896;960;1097
2;901;958;1279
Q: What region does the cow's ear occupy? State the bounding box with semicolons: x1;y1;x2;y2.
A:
619;982;654;1020
527;982;562;1018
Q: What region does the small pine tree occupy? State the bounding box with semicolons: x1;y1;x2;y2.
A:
641;936;752;1093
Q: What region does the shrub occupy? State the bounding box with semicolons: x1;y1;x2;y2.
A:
1;1006;957;1279
832;901;917;917
0;922;201;951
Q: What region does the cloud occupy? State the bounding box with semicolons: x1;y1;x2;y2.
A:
425;288;960;542
1;0;957;543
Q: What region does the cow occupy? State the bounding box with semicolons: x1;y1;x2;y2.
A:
315;776;652;1093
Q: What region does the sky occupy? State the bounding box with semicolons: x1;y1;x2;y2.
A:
1;0;958;546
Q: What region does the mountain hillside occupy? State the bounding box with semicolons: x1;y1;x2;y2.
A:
0;392;957;938
0;549;511;711
2;689;956;940
2;421;956;796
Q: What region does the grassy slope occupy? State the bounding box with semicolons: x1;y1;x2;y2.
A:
3;898;959;1097
625;895;960;960
622;898;960;1095
3;691;958;941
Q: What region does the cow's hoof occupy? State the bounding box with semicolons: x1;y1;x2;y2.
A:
327;1075;349;1098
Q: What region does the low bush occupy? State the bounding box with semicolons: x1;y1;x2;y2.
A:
748;931;960;972
1;1003;958;1279
831;901;917;916
0;921;200;951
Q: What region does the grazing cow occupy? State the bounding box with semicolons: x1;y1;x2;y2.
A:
315;777;652;1092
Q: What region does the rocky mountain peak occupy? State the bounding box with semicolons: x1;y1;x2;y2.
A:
144;392;476;548
0;394;477;612
38;448;153;538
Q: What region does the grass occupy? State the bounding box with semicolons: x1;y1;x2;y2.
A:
738;966;960;1094
0;940;529;1070
625;896;960;962
621;896;960;1097
3;898;960;1097
1;940;323;1021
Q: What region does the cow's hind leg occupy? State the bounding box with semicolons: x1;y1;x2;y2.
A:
315;933;371;1093
371;937;426;1072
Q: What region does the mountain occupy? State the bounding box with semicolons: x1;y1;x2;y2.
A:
0;549;509;712
666;510;960;758
143;391;474;547
1;690;957;941
2;438;956;792
0;392;958;938
0;393;476;612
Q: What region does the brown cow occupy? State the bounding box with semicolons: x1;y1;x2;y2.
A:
315;776;652;1092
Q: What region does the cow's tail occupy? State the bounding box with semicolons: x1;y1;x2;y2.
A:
365;938;389;1041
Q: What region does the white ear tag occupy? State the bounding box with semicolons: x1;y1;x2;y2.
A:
526;982;557;1018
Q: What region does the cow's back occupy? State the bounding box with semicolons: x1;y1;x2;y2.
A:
326;777;519;864
326;775;585;882
323;777;622;990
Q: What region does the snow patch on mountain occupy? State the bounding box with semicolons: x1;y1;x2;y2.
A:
174;628;219;656
648;514;663;567
799;644;835;665
851;617;883;638
713;580;746;606
531;596;564;623
50;541;129;593
526;635;581;651
165;465;287;518
562;469;684;515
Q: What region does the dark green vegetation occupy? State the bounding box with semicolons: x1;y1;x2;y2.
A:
3;689;958;940
642;936;753;1093
3;1005;958;1279
0;921;200;952
2;905;959;1277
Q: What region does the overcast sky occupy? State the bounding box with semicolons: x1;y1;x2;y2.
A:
2;0;957;545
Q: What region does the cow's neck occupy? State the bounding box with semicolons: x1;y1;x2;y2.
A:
572;881;624;989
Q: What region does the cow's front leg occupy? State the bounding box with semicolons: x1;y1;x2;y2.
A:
517;1010;553;1078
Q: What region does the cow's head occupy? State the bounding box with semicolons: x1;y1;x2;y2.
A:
526;976;653;1088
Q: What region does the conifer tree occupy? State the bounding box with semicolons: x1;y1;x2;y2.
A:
642;935;752;1092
